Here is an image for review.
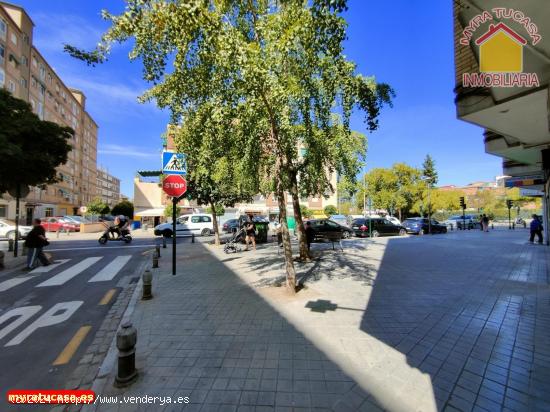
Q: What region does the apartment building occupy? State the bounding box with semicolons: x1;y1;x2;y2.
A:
0;2;98;222
453;0;550;242
96;167;121;207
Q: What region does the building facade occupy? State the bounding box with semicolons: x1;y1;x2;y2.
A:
0;2;98;222
453;0;550;242
96;167;121;207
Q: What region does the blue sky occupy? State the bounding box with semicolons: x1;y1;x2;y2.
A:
16;0;502;197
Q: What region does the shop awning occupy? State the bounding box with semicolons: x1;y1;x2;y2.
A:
135;208;165;217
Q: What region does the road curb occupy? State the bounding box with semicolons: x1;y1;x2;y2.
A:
64;253;150;412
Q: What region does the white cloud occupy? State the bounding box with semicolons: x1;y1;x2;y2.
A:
98;144;160;159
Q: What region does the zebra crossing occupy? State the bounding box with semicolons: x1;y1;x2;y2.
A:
0;255;132;292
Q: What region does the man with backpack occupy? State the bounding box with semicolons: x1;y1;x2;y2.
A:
25;218;50;269
529;214;543;244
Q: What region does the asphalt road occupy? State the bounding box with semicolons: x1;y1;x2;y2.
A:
0;235;175;405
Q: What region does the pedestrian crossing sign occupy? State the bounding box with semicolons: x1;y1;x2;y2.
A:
162;151;187;175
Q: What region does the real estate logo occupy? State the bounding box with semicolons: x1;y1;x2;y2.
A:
460;8;542;88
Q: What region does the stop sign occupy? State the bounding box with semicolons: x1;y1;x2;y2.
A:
163;175;187;198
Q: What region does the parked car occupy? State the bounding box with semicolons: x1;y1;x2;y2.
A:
443;215;479;230
0;219;32;240
306;219;354;240
222;218;240;233
403;218;447;235
41;217;80;232
63;215;90;225
385;216;402;226
351;217;406;238
154;213;214;237
329;214;350;227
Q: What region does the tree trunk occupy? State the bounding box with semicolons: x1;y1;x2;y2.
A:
276;171;297;293
211;201;220;246
289;170;309;261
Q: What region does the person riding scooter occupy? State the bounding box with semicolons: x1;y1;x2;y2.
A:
113;215;130;238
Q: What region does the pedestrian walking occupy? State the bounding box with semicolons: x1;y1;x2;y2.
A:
529;214;543;244
482;214;490;232
305;221;316;254
25;218;51;269
244;214;256;251
479;214;484;231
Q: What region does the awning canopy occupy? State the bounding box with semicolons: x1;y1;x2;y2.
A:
135;208;165;217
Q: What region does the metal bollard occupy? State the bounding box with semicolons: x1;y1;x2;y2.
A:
8;239;14;252
152;251;159;268
191;233;195;244
155;244;161;258
162;236;167;249
142;270;153;300
114;322;138;387
0;251;4;270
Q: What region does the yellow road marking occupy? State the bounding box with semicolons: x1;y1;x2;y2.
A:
53;325;92;366
98;288;117;306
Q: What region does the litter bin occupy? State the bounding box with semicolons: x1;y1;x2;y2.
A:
132;221;141;230
254;222;269;243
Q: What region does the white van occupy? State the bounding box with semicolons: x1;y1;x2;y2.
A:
154;214;214;237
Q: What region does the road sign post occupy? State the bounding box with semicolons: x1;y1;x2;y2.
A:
8;184;29;258
162;174;187;276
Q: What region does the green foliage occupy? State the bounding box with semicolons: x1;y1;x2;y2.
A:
87;197;110;215
324;205;338;217
164;202;181;218
0;89;73;193
111;200;134;218
422;154;438;187
206;204;225;216
364;164;422;217
66;0;393;289
300;204;313;219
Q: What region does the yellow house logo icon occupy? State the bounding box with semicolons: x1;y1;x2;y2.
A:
475;22;527;73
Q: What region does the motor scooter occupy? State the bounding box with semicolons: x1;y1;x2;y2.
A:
98;224;132;244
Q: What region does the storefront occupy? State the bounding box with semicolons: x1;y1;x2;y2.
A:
453;0;550;243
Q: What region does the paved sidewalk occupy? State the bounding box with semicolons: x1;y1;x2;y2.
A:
89;230;549;411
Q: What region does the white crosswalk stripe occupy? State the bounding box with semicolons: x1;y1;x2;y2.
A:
30;259;70;274
88;255;131;282
0;277;32;292
36;257;102;287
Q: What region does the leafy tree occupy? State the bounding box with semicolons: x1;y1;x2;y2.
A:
0;89;73;193
87;197;110;216
324;205;338;217
422;154;438;187
300;205;313;219
164;202;181;219
206;204;225;217
364;164;422;219
111;200;134;218
66;0;392;292
174;104;257;246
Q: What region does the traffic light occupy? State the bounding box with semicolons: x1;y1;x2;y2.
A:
506;199;513;209
460;197;465;209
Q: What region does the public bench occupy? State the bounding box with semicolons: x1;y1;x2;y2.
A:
316;231;344;251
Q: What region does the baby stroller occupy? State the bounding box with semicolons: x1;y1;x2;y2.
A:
224;227;246;254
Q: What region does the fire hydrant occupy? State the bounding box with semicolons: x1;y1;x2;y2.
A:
142;270;153;300
114;322;138;387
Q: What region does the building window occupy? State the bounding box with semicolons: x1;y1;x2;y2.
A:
47;73;52;84
8;80;16;94
0;67;4;87
39;64;45;80
37;101;44;119
30;98;35;110
0;43;4;65
0;204;6;217
0;18;6;40
32;56;37;68
45;207;54;217
20;78;27;88
10;32;17;45
23;33;29;44
21;55;28;66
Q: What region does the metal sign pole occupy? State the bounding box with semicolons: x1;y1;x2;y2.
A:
14;184;20;258
172;197;177;276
